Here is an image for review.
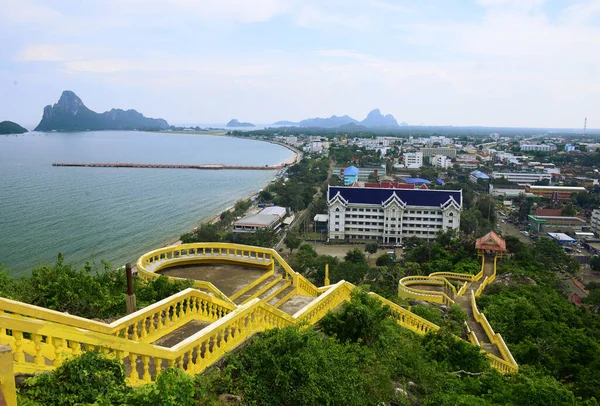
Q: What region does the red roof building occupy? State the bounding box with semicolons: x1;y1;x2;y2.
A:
475;231;507;252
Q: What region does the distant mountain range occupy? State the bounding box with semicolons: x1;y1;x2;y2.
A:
227;119;255;127
273;109;400;129
34;91;169;132
0;121;28;134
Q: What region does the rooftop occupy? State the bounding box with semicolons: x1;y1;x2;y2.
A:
234;213;280;227
475;231;506;252
328;186;462;208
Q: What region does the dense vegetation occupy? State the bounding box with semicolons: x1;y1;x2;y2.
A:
0;120;27;134
0;254;193;319
18;292;594;405
478;238;600;400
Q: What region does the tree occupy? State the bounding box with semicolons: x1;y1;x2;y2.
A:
590;256;600;272
344;248;367;264
284;232;302;253
561;203;576;217
375;253;394;267
365;242;379;259
180;223;220;243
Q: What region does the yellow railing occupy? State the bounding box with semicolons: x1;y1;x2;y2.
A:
0;288;234;343
470;291;518;373
137;243;320;299
0;281;442;389
398;276;455;305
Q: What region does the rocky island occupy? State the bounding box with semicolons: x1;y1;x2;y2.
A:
0;121;28;134
273;108;400;129
226;119;255;127
34;91;169;132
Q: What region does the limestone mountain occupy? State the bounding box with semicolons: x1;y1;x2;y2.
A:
0;121;28;134
298;115;359;128
360;109;400;128
226;119;255;127
34;91;169;132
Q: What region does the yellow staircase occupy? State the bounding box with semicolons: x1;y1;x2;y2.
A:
0;243;517;406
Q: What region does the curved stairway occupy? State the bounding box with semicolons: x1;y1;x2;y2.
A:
0;243;517;406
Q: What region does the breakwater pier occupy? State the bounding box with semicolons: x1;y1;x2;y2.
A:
52;162;284;170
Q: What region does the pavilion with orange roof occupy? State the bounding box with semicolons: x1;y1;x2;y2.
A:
475;231;506;257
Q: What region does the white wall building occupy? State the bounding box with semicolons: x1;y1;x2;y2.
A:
403;152;423;169
431;155;452;169
491;171;552;183
592;209;600;236
519;143;557;152
327;186;462;243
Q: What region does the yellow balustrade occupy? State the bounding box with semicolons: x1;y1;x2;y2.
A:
137;243;320;299
1;280;445;387
398;276;455;305
0;288;234;344
470;291;518;373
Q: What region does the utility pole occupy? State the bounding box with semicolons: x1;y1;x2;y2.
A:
125;263;136;314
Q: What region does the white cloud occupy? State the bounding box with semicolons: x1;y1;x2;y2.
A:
0;0;60;23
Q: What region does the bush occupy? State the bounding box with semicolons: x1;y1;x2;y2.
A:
223;325;392;405
19;352;127;405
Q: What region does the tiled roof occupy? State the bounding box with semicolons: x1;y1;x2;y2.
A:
475;231;506;251
534;208;562;217
328;186;462;208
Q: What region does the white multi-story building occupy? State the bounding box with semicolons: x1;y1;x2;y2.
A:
592;209;600;236
420;147;457;158
519;143;557;152
327;186;462;243
491;171;552;183
431;155;452;169
403;152;423;169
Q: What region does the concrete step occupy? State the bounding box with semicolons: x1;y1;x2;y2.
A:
234;275;281;305
269;285;295;307
278;294;316;316
151;320;210;348
259;280;291;303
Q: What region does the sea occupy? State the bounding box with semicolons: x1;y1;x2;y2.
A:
0;131;293;275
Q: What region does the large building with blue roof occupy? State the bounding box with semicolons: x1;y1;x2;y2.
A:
327;186;462;243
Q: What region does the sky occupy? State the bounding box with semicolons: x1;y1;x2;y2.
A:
1;0;599;129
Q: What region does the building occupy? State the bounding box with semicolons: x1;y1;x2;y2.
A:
403;152;423;169
519;143;557;152
431;154;452;169
327;186;462;243
333;166;386;182
491;171;552;183
565;144;576;152
489;184;526;198
233;206;287;233
524;185;587;201
419;147;457;158
313;214;329;232
469;170;490;183
341;166;359;185
592;209;600;236
527;208;587;233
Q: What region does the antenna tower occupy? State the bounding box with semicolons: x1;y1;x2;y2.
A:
583;117;587;139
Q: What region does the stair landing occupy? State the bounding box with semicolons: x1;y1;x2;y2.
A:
158;263;266;296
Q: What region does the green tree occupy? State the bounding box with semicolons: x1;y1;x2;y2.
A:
365;242;379;259
345;248;367;264
376;253;394;267
284;232;302;253
591;256;600;272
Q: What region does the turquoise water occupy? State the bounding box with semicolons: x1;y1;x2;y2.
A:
0;131;292;274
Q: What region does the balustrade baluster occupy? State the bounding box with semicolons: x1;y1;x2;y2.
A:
154;357;162;376
31;333;44;365
142;355;151;382
13;331;25;363
167;358;175;368
173;303;179;322
53;337;64;366
129;353;139;383
140;318;148;339
70;340;82;357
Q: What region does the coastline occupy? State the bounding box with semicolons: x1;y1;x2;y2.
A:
144;136;300;256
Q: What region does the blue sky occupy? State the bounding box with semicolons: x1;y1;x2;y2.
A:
1;0;599;128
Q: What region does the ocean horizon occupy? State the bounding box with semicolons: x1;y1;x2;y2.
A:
0;131;293;275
